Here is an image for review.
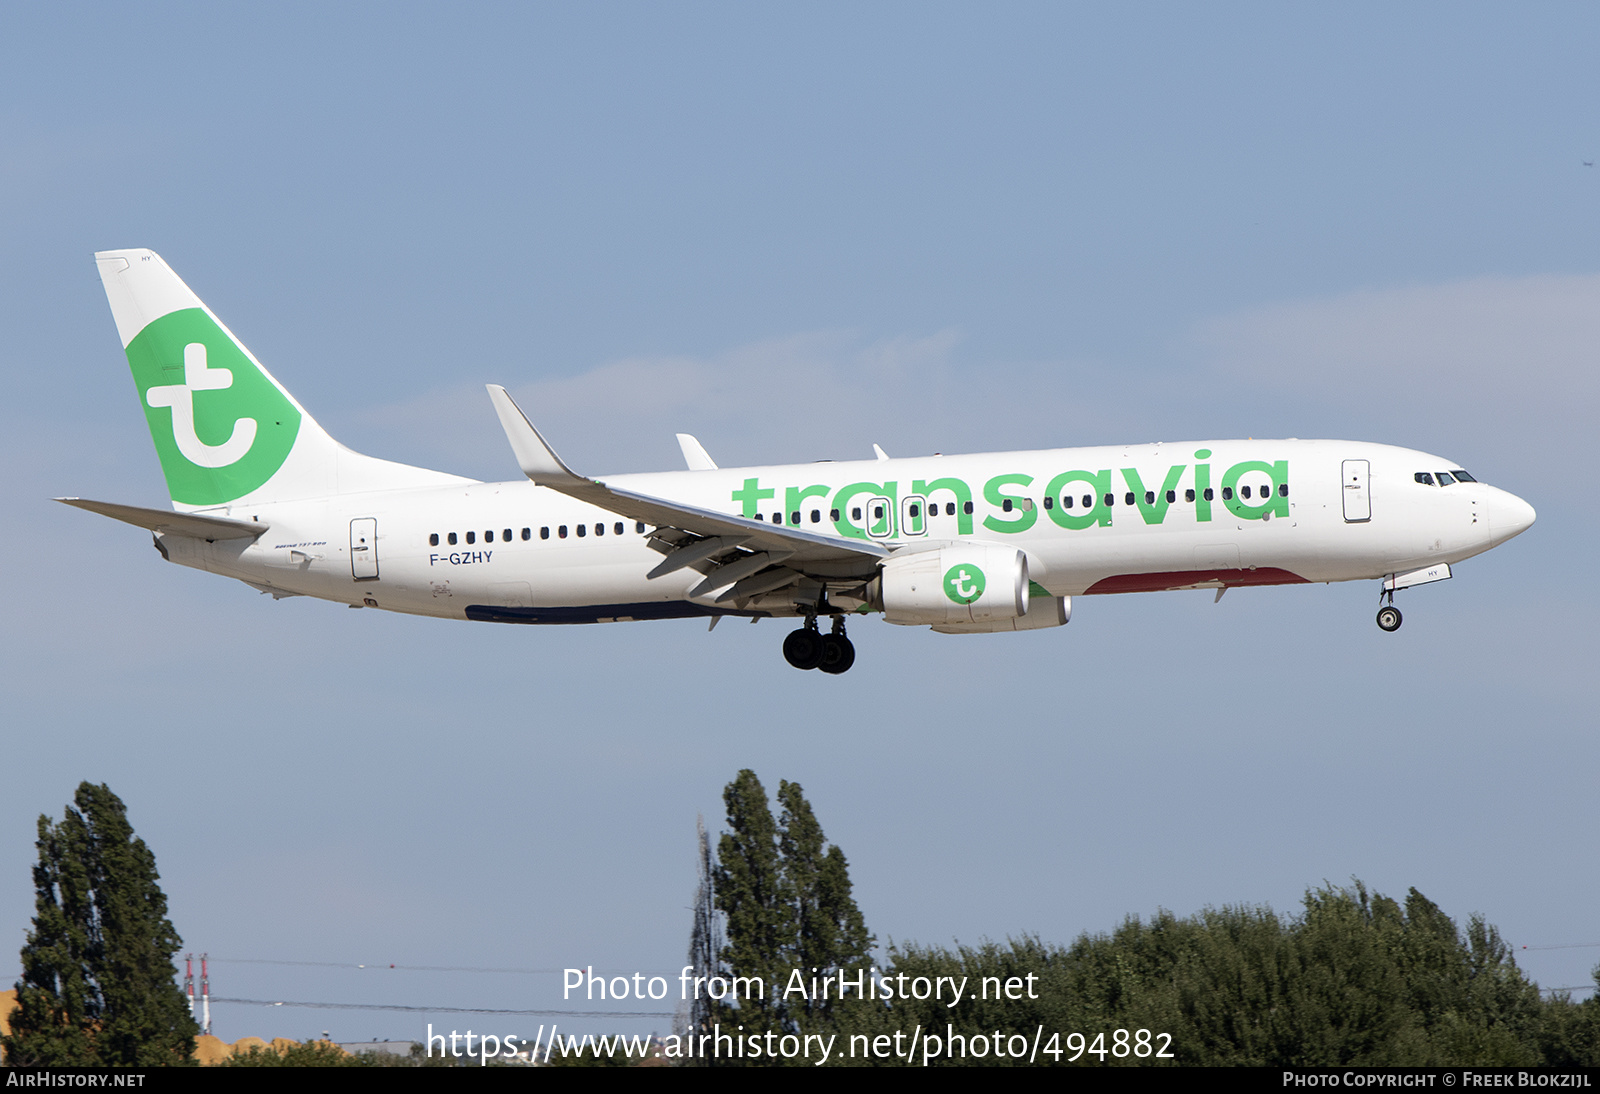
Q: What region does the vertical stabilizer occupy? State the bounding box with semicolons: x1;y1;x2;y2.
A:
95;249;469;511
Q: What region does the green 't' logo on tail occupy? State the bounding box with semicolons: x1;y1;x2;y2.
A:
125;308;301;506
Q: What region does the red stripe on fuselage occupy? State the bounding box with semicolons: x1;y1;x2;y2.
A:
1083;567;1310;595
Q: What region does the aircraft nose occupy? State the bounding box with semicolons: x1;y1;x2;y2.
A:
1487;489;1536;545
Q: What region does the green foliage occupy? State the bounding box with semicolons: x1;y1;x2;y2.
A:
223;1041;373;1067
2;783;197;1067
221;1041;461;1067
714;770;789;1030
883;882;1594;1067
706;771;880;1060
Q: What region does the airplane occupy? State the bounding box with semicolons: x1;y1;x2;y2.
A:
61;249;1537;675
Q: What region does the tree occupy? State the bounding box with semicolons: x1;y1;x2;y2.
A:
776;780;873;1029
712;771;790;1029
1;783;197;1066
710;771;876;1041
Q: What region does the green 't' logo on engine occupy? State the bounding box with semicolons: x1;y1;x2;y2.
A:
943;563;986;604
124;308;301;506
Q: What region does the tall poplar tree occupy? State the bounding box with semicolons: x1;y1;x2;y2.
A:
710;770;876;1040
713;770;789;1029
2;783;197;1067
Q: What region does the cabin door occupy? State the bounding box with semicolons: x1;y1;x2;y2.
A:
1341;460;1371;523
350;518;379;579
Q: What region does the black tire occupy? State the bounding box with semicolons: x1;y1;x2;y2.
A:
1376;606;1403;632
783;627;825;670
818;634;856;675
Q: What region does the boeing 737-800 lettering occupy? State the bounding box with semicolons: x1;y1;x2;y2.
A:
61;250;1536;673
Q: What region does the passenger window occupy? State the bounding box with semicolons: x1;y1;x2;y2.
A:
429;533;439;546
1241;486;1251;499
873;505;884;520
615;522;624;535
1082;495;1092;508
1221;488;1233;500
946;503;956;516
576;525;586;537
754;513;764;521
1279;484;1288;497
1203;488;1214;501
1104;493;1114;507
811;509;821;523
1002;499;1013;512
791;511;801;525
1063;495;1073;509
771;512;781;524
448;532;458;545
484;530;494;542
1166;490;1175;503
909;504;920;518
1124;492;1135;506
1415;472;1434;485
852;507;862;520
1145;491;1155;505
521;528;530;540
1186;489;1195;502
540;527;550;540
636;522;646;532
1043;496;1054;510
831;509;841;522
964;501;974;515
558;526;567;539
595;523;604;536
505;528;514;541
466;531;475;544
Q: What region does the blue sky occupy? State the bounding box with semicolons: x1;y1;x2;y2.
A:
2;4;1596;1042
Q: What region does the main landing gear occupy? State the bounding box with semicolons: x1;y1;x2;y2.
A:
1375;588;1403;633
783;615;856;674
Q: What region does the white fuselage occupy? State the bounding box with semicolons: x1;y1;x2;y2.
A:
155;438;1535;626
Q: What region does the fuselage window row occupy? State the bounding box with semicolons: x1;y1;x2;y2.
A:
430;521;645;546
422;481;1296;548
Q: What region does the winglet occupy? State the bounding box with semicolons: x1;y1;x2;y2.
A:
676;433;718;471
485;385;588;486
873;443;890;461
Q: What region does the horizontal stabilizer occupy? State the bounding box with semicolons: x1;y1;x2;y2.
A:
57;498;268;540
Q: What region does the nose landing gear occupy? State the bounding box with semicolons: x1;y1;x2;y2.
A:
1375;588;1402;632
783;615;856;673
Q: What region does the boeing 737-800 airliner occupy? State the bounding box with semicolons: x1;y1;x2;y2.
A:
61;250;1536;673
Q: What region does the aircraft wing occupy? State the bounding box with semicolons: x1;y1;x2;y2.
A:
486;386;886;601
57;498;269;540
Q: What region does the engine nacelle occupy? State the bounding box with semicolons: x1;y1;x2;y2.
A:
878;544;1029;626
933;595;1070;634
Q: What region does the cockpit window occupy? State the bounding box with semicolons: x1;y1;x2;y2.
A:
1452;470;1476;482
1435;471;1456;486
1414;472;1434;485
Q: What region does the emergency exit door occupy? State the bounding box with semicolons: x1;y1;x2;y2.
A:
1341;460;1371;523
350;518;379;579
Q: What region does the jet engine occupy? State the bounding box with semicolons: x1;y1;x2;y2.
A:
876;544;1029;626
